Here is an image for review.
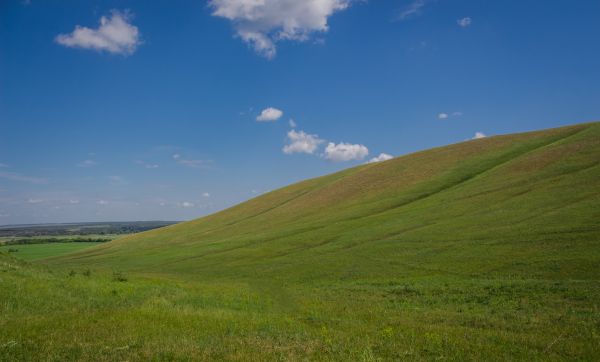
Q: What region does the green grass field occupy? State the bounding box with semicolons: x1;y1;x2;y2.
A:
1;122;599;360
0;242;100;261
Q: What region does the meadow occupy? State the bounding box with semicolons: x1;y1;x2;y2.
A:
1;122;599;361
0;242;100;261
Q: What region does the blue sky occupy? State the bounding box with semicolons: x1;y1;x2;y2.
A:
1;0;599;225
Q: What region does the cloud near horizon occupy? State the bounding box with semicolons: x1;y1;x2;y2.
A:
324;142;368;162
283;129;324;155
55;10;141;55
367;153;393;164
209;0;351;58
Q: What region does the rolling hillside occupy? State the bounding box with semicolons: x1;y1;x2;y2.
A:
51;122;600;281
3;122;599;360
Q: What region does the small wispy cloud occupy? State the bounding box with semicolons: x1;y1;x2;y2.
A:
177;201;195;208
97;200;109;205
202;192;211;198
172;154;211;168
438;111;463;120
77;159;96;167
457;17;472;28
396;0;428;21
27;198;44;204
135;160;159;169
0;171;47;184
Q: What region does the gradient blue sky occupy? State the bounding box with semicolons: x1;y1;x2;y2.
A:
1;0;599;225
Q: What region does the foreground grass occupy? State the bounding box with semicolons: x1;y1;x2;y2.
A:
0;242;100;261
2;253;599;361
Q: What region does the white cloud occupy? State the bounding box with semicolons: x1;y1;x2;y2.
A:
439;112;463;120
69;199;80;204
77;159;96;167
55;10;141;55
202;192;211;198
397;0;427;21
367;153;393;164
457;17;472;28
172;154;181;160
209;0;351;58
473;132;486;139
324;142;369;162
283;129;324;155
27;198;44;204
145;164;159;169
178;201;195;208
0;171;47;184
289;119;297;128
256;107;283;122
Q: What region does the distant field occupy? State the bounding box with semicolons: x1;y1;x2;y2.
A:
0;242;100;261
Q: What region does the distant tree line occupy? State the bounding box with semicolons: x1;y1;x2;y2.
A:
3;237;110;246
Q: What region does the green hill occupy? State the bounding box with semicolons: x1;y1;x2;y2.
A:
2;122;599;360
53;122;600;281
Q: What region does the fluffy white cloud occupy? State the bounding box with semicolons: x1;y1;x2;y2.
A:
438;113;449;120
367;153;393;164
256;107;283;122
55;10;141;55
209;0;351;58
283;129;324;154
202;192;211;198
457;17;472;28
324;142;368;162
473;132;486;139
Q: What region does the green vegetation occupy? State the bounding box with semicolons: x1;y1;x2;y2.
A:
0;242;100;261
1;236;112;246
1;122;599;360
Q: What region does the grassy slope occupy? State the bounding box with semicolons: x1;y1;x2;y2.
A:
2;122;599;360
53;122;600;281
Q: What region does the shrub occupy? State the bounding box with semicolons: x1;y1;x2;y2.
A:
112;271;127;282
